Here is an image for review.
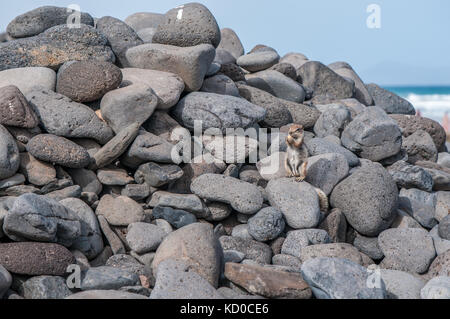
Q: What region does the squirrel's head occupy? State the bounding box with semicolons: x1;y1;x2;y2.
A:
288;124;304;139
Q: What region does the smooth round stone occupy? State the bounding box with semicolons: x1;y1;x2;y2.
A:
379;269;425;299
0;174;25;189
0;242;75;276
126;222;167;254
27;134;90;169
7;5;94;38
399;188;438;229
137;27;156;43
134;162;183;188
121;68;185;110
152;206;197;229
439;215;450;240
0;125;20;180
201;74;240;97
151;259;223;299
266;178;321;230
353;233;384;260
330;162;398;237
125;12;165;32
428;250;450;278
214;49;236;65
96;195;144;227
80;266;140;291
217;28;244;60
148;191;209;218
305;138;360;167
300;257;386;299
421;276;450;299
191;174;264;215
270;63;297;80
0;25;115;71
247;207;285;242
281;230;331;259
0;85;38;128
56;61;122;103
152;223;223;288
96;16;143;68
172;92;266;133
0;67;56;95
231;224;253;240
19;152;56;186
219;236;273;265
246;70;306;103
100;84;158;134
23;276;72;299
237;51;280;73
366;83;415;114
97;168;133;186
379;228;436;274
126;43;215;92
67;290;148;299
153;3;221;48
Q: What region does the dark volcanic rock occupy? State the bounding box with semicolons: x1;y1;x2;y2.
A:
0;85;38;128
56;61;122;103
0;25;115;71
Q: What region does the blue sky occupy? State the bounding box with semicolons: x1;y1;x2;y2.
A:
1;0;450;85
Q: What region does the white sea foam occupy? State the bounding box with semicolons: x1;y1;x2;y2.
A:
404;93;450;123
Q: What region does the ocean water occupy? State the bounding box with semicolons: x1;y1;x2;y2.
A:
385;86;450;124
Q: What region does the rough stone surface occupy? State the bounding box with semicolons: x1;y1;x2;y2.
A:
0;85;38;129
247;207;285;242
19;152;56;186
305;138;360;167
366;83;415;115
421;276;450;299
0;124;20;180
96;195;145;226
22;275;72;299
152;206;197;229
331;162;398;237
0;67;56;95
281;229;331;258
266;179;321;229
403;130;438;164
126;222;166;254
217;28;244;59
380;269;425;299
399;188;437;229
220;236;272;265
388;161;434;192
80;266;140;291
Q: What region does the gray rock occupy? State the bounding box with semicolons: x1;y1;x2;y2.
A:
0;25;115;71
0;265;12;299
60;198;104;260
27;134;90;169
97;216;125;255
435;191;450;223
214;48;236;65
430;225;450;255
280;52;309;74
0;174;24;189
439;215;450;240
0;125;20;180
403;130;438;164
100;84;157;134
126;43;215;92
319;208;348;243
121;68;185;110
92;123;141;169
314;104;352;138
421;166;450;191
266;179;321;229
231;224;252;240
301;258;386;299
3;193;81;247
122;184;151;201
125;12;165;32
22;276;71;299
67;168;102;195
281;229;331;258
20;152;56;186
270;62;297;80
390;114;447;152
330;162;398;237
305;138;360;167
366;83;415;115
353;233;384;260
399;188;437;229
96;195;144;226
152;206;197;229
247;207;285;242
152;223;223;287
219;236;272;265
237;83;303;128
272;254;302;269
378;228;436;274
0;85;38;129
257;152;288;181
67;290;147;299
329;62;373;106
81;266;140;291
380;269;425;299
135;163;183;188
246;70;306;103
388;161;434;192
47;185;82;201
96;16;143;67
201;74;240;97
26;89;113;144
237;51;280;72
153;3;221;48
151;259;223;299
191;174;264;215
305;153;349;196
438;152;450;169
172;92;266;133
219;63;246;82
421;276;450;299
0;67;56;95
148;191;209;218
7;5;94;38
97;168;133;186
341;106;402;162
56;60;122;103
121;131;176;168
298;61;354;99
217;28;244;60
126;222;167;254
224;250;246;263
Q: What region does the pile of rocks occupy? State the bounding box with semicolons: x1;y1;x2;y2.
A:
0;4;449;300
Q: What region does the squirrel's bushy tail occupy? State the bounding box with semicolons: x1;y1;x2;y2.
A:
314;188;329;213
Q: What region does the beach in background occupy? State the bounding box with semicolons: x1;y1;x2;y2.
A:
386;86;450;125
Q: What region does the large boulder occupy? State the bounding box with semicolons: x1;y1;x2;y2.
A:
366;83;415;115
